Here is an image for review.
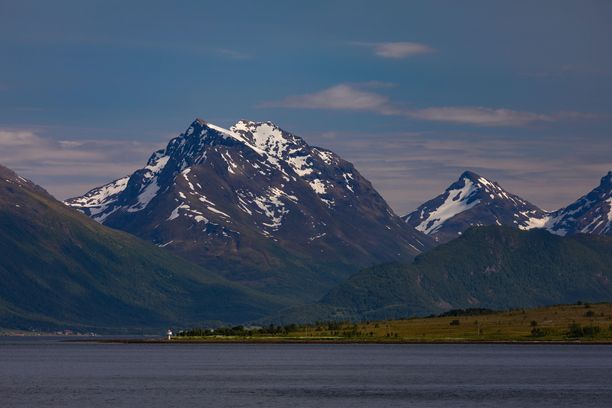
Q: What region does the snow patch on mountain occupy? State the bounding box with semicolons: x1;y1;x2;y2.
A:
309;179;327;195
252;189;289;230
415;178;481;234
66;177;128;209
167;202;210;224
125;155;170;213
207;205;231;218
229;120;344;205
128;180;160;212
64;176;130;220
343;173;355;193
519;212;551;230
287;154;313;176
314;148;334;165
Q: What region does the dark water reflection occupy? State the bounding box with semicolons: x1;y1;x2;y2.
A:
1;337;611;407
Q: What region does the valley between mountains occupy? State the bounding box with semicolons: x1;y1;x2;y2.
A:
1;118;611;331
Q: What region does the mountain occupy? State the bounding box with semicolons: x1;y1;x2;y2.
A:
403;171;548;243
272;226;612;323
403;170;612;242
66;119;432;300
0;164;283;332
547;171;612;236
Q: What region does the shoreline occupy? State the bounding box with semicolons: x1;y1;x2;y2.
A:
66;338;612;345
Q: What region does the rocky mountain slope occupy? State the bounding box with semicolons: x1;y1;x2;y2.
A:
272;226;612;323
66;119;432;300
547;171;612;236
403;170;612;243
0;164;283;331
403;171;549;243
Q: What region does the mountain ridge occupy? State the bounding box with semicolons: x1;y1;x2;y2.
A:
403;170;612;242
403;171;549;243
66;118;433;300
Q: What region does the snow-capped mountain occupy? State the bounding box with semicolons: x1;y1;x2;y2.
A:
546;171;612;236
66;118;431;300
403;171;549;243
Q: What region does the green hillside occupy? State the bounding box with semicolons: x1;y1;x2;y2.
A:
273;226;612;323
0;165;283;332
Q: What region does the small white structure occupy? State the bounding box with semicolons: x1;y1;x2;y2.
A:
166;329;173;340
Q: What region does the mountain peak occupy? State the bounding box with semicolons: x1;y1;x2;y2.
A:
231;119;285;136
458;171;501;191
66;117;431;300
186;118;234;136
180;119;309;158
232;119;278;129
455;171;518;198
404;172;548;242
230;119;308;156
193;117;208;126
459;170;483;182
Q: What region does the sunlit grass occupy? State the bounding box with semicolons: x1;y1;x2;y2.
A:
174;303;612;343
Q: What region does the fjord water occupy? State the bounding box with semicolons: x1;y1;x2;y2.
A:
1;338;611;408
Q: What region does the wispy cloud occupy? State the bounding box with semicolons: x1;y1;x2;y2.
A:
265;84;597;127
353;41;435;59
406;107;553;127
0;128;164;199
406;108;602;126
262;84;395;112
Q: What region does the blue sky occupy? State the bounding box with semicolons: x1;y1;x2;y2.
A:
1;0;611;212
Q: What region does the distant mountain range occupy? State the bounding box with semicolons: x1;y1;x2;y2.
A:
0;164;283;332
272;226;612;323
403;171;612;243
1;117;610;330
66;119;432;301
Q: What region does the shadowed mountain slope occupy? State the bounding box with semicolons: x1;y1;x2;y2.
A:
0;164;283;332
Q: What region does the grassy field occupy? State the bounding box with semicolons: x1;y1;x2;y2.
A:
172;303;612;343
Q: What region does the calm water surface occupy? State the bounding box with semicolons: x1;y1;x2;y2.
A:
1;337;611;407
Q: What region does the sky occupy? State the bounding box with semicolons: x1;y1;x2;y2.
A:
1;0;611;213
